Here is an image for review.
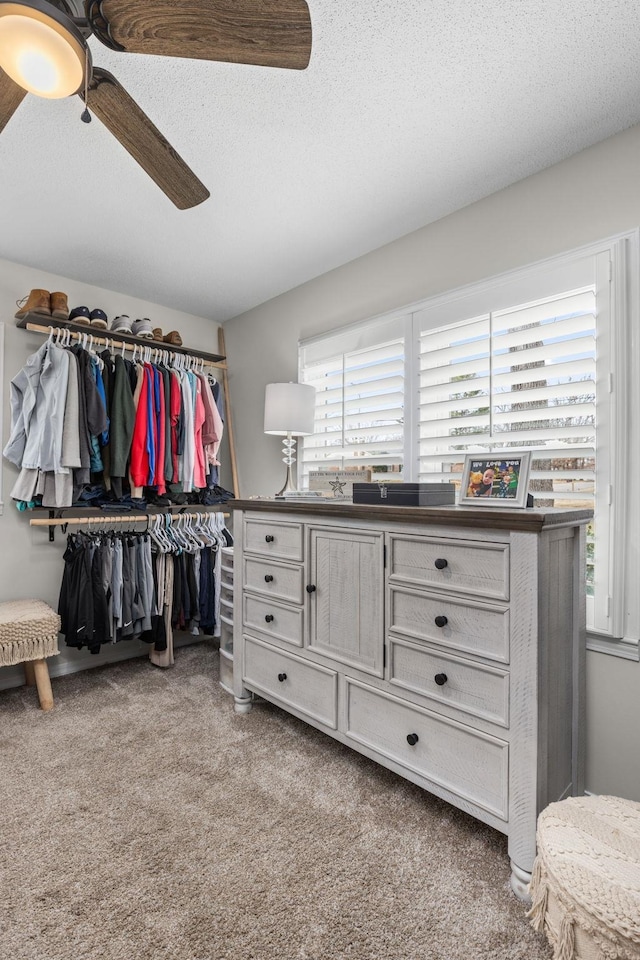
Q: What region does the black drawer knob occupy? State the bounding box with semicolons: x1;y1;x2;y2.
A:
265;535;275;543
306;584;317;594
434;673;448;686
265;614;274;623
434;558;448;570
278;672;287;682
264;574;274;582
406;733;419;746
434;615;448;628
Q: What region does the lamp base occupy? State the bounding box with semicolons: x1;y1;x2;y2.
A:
275;463;298;497
274;434;300;497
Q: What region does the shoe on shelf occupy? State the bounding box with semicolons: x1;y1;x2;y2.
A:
132;318;154;339
150;494;172;507
50;291;69;320
90;308;108;329
152;327;164;341
15;288;51;320
110;315;132;334
164;330;183;346
69;306;91;325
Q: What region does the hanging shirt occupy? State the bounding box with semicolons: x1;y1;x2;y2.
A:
192;376;207;490
129;364;151;489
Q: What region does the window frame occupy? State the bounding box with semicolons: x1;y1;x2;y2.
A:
299;230;640;659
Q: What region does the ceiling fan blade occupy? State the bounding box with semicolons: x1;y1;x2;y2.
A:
0;67;27;136
91;0;312;70
84;68;209;210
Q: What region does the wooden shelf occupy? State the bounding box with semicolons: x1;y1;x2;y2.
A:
16;312;226;365
14;311;240;498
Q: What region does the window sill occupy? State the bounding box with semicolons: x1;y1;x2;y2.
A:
586;632;639;661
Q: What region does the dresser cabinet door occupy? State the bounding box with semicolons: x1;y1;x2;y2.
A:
308;527;385;676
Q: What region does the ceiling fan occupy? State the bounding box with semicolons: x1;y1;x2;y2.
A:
0;0;312;208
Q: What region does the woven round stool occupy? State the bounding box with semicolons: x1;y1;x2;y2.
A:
0;599;61;711
528;795;640;960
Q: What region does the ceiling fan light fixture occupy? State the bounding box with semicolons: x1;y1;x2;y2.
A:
0;0;88;99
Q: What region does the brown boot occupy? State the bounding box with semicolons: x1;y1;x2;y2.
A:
50;291;69;320
15;288;51;320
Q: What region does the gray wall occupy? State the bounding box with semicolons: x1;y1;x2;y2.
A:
223;121;640;801
0;258;226;686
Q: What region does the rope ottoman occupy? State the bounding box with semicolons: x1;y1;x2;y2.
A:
0;599;61;711
528;795;640;960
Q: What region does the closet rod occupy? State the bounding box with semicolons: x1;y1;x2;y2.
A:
24;320;226;370
30;512;229;528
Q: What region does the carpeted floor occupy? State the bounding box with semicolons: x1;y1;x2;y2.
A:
0;642;552;960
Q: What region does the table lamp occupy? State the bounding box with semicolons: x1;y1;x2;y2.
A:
264;382;316;496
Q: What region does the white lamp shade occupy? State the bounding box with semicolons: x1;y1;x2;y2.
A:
264;382;316;436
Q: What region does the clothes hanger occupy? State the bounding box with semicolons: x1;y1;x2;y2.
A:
156;514;173;553
192;511;214;547
174;513;197;553
161;513;181;555
185;512;206;551
148;514;170;554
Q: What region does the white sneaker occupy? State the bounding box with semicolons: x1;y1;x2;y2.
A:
132;318;154;338
110;315;132;334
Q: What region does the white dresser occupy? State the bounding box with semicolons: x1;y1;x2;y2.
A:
231;500;590;898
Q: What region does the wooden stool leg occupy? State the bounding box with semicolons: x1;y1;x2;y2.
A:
32;659;54;711
23;661;36;686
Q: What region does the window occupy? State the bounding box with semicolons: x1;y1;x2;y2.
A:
299;232;639;655
299;314;408;484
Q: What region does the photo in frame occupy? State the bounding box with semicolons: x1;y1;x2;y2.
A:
458;452;532;508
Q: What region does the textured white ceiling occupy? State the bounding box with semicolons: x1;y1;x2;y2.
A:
1;0;640;323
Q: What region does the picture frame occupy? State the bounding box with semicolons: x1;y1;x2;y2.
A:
458;452;532;508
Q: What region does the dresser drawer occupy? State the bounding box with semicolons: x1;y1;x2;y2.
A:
219;614;233;654
221;545;234;574
219;595;234;622
219;646;233;693
344;678;509;820
243;594;304;647
244;636;338;728
389;585;509;663
388;637;509;727
243;557;304;604
388;534;509;601
243;517;303;561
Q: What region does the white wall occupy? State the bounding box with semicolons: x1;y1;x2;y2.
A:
0;258;226;687
222;121;640;801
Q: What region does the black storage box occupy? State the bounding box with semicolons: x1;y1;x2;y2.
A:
352;482;456;506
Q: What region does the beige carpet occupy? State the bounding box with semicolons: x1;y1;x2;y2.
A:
0;642;551;960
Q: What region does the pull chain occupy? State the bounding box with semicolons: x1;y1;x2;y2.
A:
80;46;92;124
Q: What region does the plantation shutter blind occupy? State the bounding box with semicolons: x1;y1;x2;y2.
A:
418;287;597;506
419;287;596;496
299;318;405;482
418;286;598;611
